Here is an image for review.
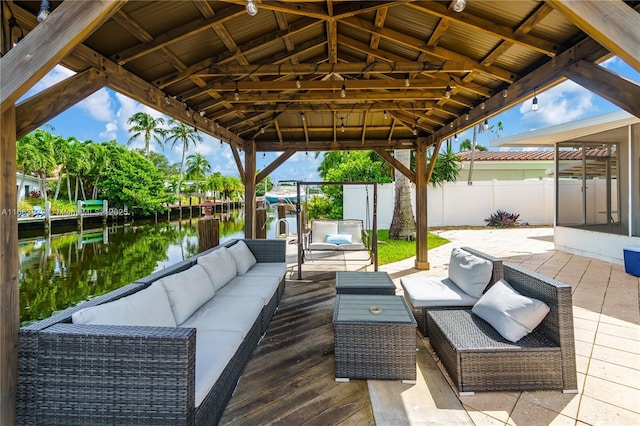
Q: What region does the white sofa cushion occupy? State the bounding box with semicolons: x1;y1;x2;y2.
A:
242;262;287;282
72;282;176;327
401;276;479;307
180;295;263;338
194;330;243;408
227;241;257;275
448;247;493;298
216;275;280;305
157;264;215;324
472;279;550;342
311;221;338;243
197;247;237;291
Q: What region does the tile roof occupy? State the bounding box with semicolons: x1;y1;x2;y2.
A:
456;147;615;161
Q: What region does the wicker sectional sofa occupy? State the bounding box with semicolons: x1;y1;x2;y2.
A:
17;239;287;426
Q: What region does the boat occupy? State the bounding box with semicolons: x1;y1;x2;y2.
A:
264;185;306;204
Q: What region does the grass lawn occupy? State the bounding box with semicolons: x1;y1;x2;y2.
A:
376;230;449;265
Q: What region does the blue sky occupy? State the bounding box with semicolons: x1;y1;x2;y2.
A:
23;57;638;182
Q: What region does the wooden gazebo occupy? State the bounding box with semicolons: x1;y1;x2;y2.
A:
1;1;639;422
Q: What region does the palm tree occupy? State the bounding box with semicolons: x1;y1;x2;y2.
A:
389;149;416;240
65;139;89;202
31;129;57;203
165;119;203;198
127;112;167;158
467;121;503;184
16;134;39;198
185;152;211;196
459;138;487;152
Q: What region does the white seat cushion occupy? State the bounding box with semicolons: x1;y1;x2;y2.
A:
243;262;287;282
197;247;237;291
472;279;550;342
157;264;215;324
400;276;479;307
72;282;177;327
448;247;493;298
216;275;280;305
194;330;243;408
227;241;257;275
311;221;338;243
180;295;263;338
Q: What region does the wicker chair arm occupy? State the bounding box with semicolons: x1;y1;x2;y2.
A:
242;238;286;262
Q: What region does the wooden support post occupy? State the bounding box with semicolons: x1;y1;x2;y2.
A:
244;141;257;239
198;218;220;252
277;204;287;236
256;209;267;239
0;105;18;425
414;137;430;270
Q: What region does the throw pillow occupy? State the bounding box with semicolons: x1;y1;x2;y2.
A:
157;264;216;324
72;282;177;327
472;279;550;342
227;240;257;275
448;247;493;298
197;247;237;291
325;233;353;245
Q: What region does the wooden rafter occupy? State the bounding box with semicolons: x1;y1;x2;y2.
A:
256;149;296;183
373;148;415;182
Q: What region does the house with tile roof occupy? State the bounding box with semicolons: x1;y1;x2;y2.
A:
456;150;556;181
492;111;640;264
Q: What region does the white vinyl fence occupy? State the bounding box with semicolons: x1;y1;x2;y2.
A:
342;179;555;229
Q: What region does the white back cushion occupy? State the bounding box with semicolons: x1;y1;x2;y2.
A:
157;264;215;324
448;247;493;298
337;220;363;244
311;221;338;244
72;282;176;327
197;247;237;290
472;279;550;342
227;240;257;275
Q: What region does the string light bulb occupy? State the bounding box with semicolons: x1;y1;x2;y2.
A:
412;126;417;136
453;0;466;13
531;89;539;111
200;110;206;117
295;76;301;89
340;118;345;133
300;112;305;122
383;110;388;120
37;0;50;21
340;81;346;98
465;112;470;121
405;76;410;87
261;126;265;134
481;101;485;110
246;0;258;16
483;119;489;130
234;88;240;101
454;134;458;141
503;88;508;98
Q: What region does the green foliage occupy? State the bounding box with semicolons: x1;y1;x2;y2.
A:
459;139;487;151
127;112;167;157
255;174;274;196
429;143;462;186
306;195;332;219
485;209;524;228
377;230;450;265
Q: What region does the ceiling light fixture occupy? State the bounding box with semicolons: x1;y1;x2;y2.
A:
341;81;346;98
340;118;345;133
454;133;458;141
413;126;418;136
444;81;452;99
483;119;489;130
200;110;206;117
246;0;258;16
37;0;50;21
453;0;466;13
234;87;240;101
295;76;301;89
531;88;539;111
465;112;470;121
261;126;265;134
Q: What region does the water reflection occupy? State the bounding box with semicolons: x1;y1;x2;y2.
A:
18;209;293;324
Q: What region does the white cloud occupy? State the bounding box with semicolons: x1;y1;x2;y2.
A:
519;80;594;128
77;89;114;122
22;65;75;100
522;147;539;152
99;122;118;140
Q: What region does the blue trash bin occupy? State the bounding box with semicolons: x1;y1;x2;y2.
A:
623;245;640;277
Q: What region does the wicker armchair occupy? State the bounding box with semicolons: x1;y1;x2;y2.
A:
427;263;578;395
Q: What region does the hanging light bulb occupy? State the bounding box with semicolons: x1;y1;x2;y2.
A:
444;83;452;99
531;96;539;111
37;0;50;21
200;110;206;117
341;82;346;98
405;77;410;87
454;134;458;141
261;126;265;134
465;112;470;121
295;76;301;89
234;88;240;101
300;112;305;122
483;119;489;130
503;88;508;98
185;106;191;117
450;122;454;128
340;118;345;133
246;0;258;16
412;126;417;136
383;110;388;120
452;0;466;13
481;101;486;110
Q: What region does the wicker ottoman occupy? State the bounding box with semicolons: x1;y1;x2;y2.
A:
333;295;417;383
335;271;396;295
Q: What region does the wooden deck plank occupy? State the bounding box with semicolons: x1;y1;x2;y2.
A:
219;271;375;425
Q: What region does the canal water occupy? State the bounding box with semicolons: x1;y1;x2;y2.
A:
18;208;296;325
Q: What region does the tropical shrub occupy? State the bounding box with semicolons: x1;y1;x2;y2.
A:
485;210;524;228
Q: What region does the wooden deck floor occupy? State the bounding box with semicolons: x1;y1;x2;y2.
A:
219;270;375;425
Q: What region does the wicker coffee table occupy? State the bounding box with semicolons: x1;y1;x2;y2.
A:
335;271;396;295
333;294;417;383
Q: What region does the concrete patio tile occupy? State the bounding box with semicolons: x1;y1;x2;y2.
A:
594;333;640;354
573;307;600;322
520;390;580;419
573;317;599;332
601;304;640;324
577;394;640;425
586;358;640;389
573;327;596;344
582;374;640;413
574;339;594;358
596;321;640;339
459;392;519;423
506;398;575;426
598;312;640;328
464;409;506;426
590;344;640;370
575;354;590;375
